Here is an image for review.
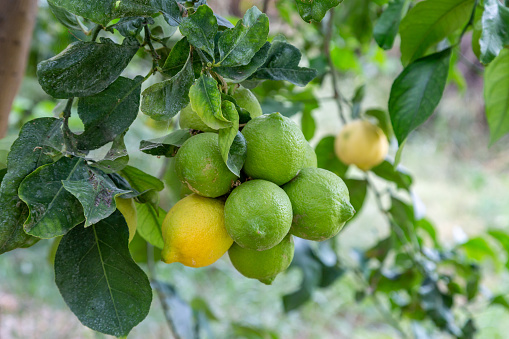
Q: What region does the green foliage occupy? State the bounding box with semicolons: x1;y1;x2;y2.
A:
295;0;343;23
373;0;408;50
479;0;509;64
140;129;193;157
484;49;509;144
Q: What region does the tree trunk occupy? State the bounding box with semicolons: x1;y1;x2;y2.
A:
0;0;38;139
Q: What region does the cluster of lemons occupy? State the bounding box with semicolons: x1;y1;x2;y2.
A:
158;87;363;284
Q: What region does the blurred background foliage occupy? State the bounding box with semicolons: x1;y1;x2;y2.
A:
1;0;509;338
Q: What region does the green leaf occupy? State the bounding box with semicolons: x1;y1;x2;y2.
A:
189;74;232;129
458;237;498;263
92;134;130;174
248;40;318;87
218;7;269;67
343;179;367;218
161;37;195;78
140;129;193;157
218;101;240;173
48;1;83;31
129;232;162;263
484;49;509;144
141;54;195;121
389;48;451;144
179;5;217;59
0;118;63;254
37;38;139;99
491;295;509;310
371;161;412;190
364;109;393;139
48;0;115;25
351;85;365;119
63;169;131;227
215;42;270;82
19;157;89;238
225;132;247;178
374;0;408;50
480;0;509;64
136;203;166;250
150;0;182;26
215;13;235;29
0;168;6;183
54;211;152;337
112;17;152;37
295;0;342;23
301;110;316;141
73;76;143;150
315;136;348;178
399;0;475;65
119;165;164;201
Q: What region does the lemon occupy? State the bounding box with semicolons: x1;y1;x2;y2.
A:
224;180;292;251
302;142;317;168
179;104;216;132
282;168;355;241
161;194;233;267
242;113;307;185
228;234;294;285
334;120;389;171
232;86;262;119
175;133;238;198
115;196;137;243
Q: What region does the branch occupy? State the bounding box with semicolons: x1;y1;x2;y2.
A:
263;0;270;13
144;26;161;67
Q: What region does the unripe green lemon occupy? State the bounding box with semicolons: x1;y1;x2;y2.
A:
334;120;389;171
242;113;307;185
229;234;294;285
161;194;233;267
232;86;262;119
225;180;293;251
282;168;355;241
302;142;317;168
115;197;137;243
175;133;238;198
179;104;217;132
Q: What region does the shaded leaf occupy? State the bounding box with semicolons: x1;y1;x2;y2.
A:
0;118;63;254
374;0;408;50
112;17;152;37
48;1;83;31
189;74;232;129
140;129;193;157
218;101;241;175
301;110;316;141
179;5;217;59
19;157;89;238
37;38;139;99
295;0;342;23
315;136;348;178
365;109;393;139
215;14;235;29
48;0;116;26
136;203;166;249
226;132;247;178
343;179;367;218
215;42;270;82
218;7;269;67
161;37;197;78
129;232;162;263
484;49;509;144
371;161;412;190
150;0;182;26
63;169;131;227
74;76;143;150
92;134;130;174
458;237;498;263
479;0;509;64
389;48;451;144
54;211;152;337
399;0;475;65
141;54;195;121
119;165;164;194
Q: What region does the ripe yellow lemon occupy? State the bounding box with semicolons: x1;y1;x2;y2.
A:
115;196;137;243
228;234;294;285
334;120;388;171
161;194;233;267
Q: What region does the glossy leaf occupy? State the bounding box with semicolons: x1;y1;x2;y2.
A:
248;39;318;87
54;211;152;337
74;76;143;150
48;1;83;31
217;7;269;67
140;129;193;157
295;0;342;23
215;42;270;82
179;5;217;59
63;169;131;227
484;49;509;144
136;203;166;249
142;54;194;121
189;74;232;129
37;37;139;99
480;0;509;64
374;0;408;50
225;132;247;179
218;101;240;175
315;136;348;178
19;157;89;238
399;0;475;65
0;118;63;254
389;48;451;144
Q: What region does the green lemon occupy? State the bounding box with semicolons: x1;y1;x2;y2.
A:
282;168;355;241
228;234;294;285
232;86;262;120
175;133;238;198
242;113;307;185
302;142;317;168
225;180;293;251
179;104;217;132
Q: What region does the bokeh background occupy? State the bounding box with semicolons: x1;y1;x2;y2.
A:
1;1;509;338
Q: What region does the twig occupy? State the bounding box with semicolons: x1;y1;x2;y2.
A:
324;8;347;124
144;26;161;66
457;0;479;45
263;0;270;13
